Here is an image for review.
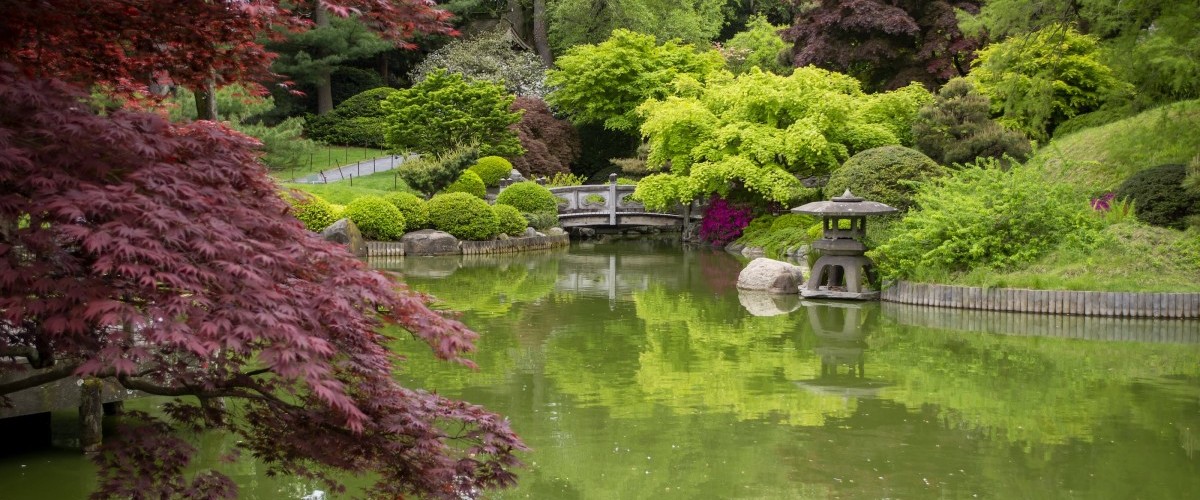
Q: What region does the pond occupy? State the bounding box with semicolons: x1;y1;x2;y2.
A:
2;239;1199;498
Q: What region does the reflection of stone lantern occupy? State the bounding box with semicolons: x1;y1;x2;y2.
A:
793;301;888;397
791;190;897;300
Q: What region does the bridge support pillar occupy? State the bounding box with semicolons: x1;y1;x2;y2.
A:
608;173;618;226
79;378;103;454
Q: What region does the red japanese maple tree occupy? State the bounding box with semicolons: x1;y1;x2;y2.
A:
0;2;522;498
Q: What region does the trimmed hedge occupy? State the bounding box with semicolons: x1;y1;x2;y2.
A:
1114;164;1200;230
344;196;406;241
428;192;499;241
470;156;513;187
384;192;430;230
304;87;398;148
441;170;487;199
495;181;558;214
826;146;946;211
281;190;339;232
494;203;528;236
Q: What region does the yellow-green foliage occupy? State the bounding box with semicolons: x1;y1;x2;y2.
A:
427;192;499;241
441;170;486;199
970;25;1130;140
469;156;513;187
281;190;339;232
344;195;406;241
633;66;931;208
871;163;1104;280
384;192;429;230
734;213;821;259
493;203;528;236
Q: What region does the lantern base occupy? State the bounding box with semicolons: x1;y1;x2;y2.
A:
800;286;880;301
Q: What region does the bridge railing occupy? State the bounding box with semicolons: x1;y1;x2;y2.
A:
500;174;702;227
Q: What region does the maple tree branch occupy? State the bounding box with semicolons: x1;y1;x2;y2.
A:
0;361;81;396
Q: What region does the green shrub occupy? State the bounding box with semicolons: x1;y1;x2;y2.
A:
496;181;559;215
344;195;406;241
469;156;513;187
912;78;1032;166
441;170;486;199
384;192;429;230
522;211;560;231
825;146;946;211
304;87;398;148
281;190;339;232
1114;164;1200;230
493;204;528;236
397;145;480;197
427;192;499;240
770;213;818;231
871;164;1104;280
545;172;586;187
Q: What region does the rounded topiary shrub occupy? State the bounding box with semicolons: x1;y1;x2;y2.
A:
496;181;558;215
281;190;339;232
428;192;499;241
1114;164;1200;230
344;196;406;241
826;146;946;211
304;87;398;148
441;170;487;199
493;203;528;236
384;192;429;230
470;156;514;188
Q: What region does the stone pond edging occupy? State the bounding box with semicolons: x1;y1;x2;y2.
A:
366;233;569;257
880;281;1200;319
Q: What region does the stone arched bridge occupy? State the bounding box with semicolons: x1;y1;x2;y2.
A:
540;175;700;229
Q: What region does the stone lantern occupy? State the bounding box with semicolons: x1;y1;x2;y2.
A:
790;190;897;300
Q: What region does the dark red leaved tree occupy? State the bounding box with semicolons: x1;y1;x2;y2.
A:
0;1;523;498
507;97;582;178
781;0;983;91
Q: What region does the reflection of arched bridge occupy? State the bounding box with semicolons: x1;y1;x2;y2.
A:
544;175;701;229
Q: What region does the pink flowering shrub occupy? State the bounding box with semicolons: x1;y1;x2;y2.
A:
699;195;753;245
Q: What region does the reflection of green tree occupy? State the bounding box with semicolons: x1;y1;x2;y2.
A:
543;285;860;427
419;261;559;318
869;320;1200;448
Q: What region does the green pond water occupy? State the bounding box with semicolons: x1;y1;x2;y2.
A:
2;239;1199;499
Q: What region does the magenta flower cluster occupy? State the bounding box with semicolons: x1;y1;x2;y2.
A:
699;195;753;245
1090;192;1116;211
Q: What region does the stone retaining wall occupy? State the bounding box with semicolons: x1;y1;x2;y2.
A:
880;281;1200;319
461;234;569;255
365;234;569;257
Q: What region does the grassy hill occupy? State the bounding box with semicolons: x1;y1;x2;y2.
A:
1031;99;1200;192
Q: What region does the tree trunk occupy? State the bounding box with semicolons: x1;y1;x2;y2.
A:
533;0;553;65
194;79;218;121
79;378;103;454
314;0;334;115
507;0;530;43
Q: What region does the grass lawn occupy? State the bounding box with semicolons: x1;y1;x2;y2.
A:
281;170;418;205
1031;99;1200;192
271;145;389;182
927;224;1200;293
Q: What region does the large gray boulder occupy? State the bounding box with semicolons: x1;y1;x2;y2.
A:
401;229;460;256
736;257;805;294
320;218;367;257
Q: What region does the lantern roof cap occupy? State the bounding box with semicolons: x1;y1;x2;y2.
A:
790;189;898;216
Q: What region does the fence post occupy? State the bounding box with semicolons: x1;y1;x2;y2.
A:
609;173;618;226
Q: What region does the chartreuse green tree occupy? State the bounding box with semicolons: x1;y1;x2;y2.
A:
0;1;522;498
962;1;1200;103
721;15;791;76
383;69;523;156
546;29;725;133
633;67;933;210
969;25;1130;140
546;0;727;53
